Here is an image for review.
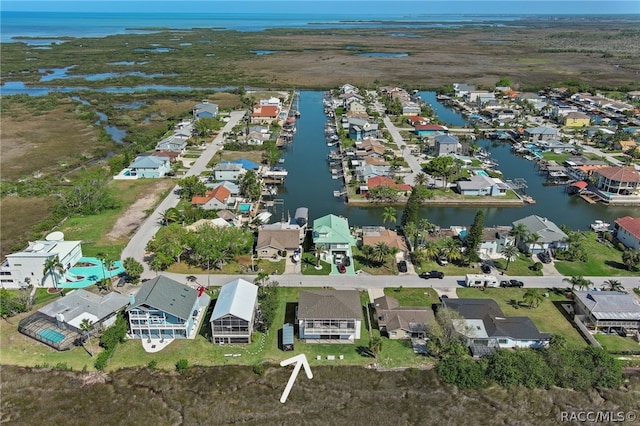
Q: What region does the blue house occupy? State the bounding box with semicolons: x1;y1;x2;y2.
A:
348;118;379;141
414;124;448;137
193;102;219;119
129;155;171;178
127;275;210;340
434;134;460;156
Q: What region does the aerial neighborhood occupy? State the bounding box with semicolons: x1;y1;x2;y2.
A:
2;80;640;382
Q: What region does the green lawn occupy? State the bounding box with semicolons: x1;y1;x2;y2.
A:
492;254;543;276
384;287;439;307
554;232;640;277
595;334;640;353
457;287;587;348
301;253;330;275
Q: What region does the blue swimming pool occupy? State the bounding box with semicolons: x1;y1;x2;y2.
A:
475;170;489;177
38;328;65;344
238;203;252;213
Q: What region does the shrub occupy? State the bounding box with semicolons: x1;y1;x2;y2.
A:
148;360;158;370
252;362;266;377
176;359;189;374
531;262;543;271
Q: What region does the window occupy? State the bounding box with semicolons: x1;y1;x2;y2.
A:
498;339;508;344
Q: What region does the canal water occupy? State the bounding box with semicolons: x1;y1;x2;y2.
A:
277;90;638;230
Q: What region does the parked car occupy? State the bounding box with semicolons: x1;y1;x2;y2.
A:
338;263;346;274
440;294;449;299
437;256;449;266
538;252;552;263
500;279;524;288
419;270;445;279
480;263;492;274
397;260;408;273
344;255;351;267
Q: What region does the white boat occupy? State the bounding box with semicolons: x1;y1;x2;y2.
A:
256;212;272;224
590;220;610;232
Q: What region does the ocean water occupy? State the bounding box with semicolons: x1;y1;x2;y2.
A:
0;11;523;42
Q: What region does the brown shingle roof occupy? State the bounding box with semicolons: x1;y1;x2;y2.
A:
596;166;640;183
256;229;300;251
298;290;362;320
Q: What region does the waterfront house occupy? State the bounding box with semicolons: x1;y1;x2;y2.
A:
359;164;391;181
415;124;448;137
231;158;261;171
361;227;408;253
434;134;460;156
594;166;640;195
251;104;280;124
340;83;359;95
348;100;368;115
155;135;188;153
205;180;240;197
193;101;218;119
563;111;590;128
210;278;258;344
573;291;640;333
442;298;550;356
453;83;476;98
524;126;559;141
456;174;509;197
355;139;387;158
312;214;357;273
213;162;245;182
348;118;379;141
537;139;575;152
191;185;232;210
477;226;515;258
256;227;301;259
614;216;640;250
407;116;429;126
366;176;412;193
401;101;422;116
129;155;171;178
373;295;433;341
18;289;128;351
127;275;211;340
297;289;362;343
511;215;568;254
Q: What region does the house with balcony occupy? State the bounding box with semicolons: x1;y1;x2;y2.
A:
213;162;246;182
191;185;233;210
594;166;640;195
210;278;258;344
297;289;362;343
524;126;559;142
614;216;640;250
573;291;640;333
434;134;460;156
511;215;568;254
348;118;379;141
312;214;357;275
251;104;280;124
128;155;171;178
442;298;551;357
127;275;210;340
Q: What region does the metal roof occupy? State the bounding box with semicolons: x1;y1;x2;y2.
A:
39;289;128;325
574;291;640;321
211;279;258;322
128;275;200;320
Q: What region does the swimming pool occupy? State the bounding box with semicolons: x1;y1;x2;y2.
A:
238;203;252;213
38;328;65;344
475;170;489;177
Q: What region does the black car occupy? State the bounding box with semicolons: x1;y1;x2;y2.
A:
538;252;552;264
500;279;524;288
419;270;445;279
397;261;408;273
480;263;492;274
344;256;351;267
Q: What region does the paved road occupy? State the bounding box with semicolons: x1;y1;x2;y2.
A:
382;115;424;186
121;111;246;275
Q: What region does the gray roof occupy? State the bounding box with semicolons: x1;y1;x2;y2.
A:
298;290;362;320
128;275;200;320
458;174;495;191
574;291;640;321
214;162;243;172
443;298;550;341
130;155;166;169
512;215;568;243
38;289;128;326
525;126;558;135
435;134;459;144
211;278;257;322
256;228;300;251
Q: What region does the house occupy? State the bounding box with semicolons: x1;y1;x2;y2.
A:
355;139;387;158
230;158;261;171
297;289;362;343
155;136;188;153
260;96;282;108
619;140;639;153
205;180;240;197
348;100;368;115
366;176;412;193
551;103;579;120
475;93;496;107
193;101;218;119
127;275;211;340
415;124;448;137
374;295;433;340
312;214;357;274
442;298;550;356
348;118;379;141
456;174;509;197
213;162;246;182
128;155;171;178
255;228;301;259
402;101;422;116
453;83;476;98
151;150;181;163
573;291;640;332
511;215;569;254
407;116;428;126
537;139;575;152
614;216;640;250
434;134;460;156
339;83;359;95
191;185;232;210
361;227;408;253
564;112;591;128
525;126;559;141
251;104;280;124
476;226;515;258
210;278;258;344
356;163;391;181
594;166;640;195
18;289;129;351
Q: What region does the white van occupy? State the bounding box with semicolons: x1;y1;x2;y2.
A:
465;274;499;288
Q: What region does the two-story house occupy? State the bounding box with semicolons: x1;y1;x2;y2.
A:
313;214;357;275
210;278;258;344
297;289;362;343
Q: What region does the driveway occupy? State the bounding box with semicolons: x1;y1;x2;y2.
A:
121;110;246;276
533;254;563;277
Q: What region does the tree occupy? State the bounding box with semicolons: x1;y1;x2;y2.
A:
122;257;143;280
466;210;485;263
402;221;417;251
178;176;207;200
414;172;427;186
254;271;270;286
43;255;64;289
426;307;471;358
368;336;383;361
522;288;544;308
424;156;454;188
602;279;624;292
439;238;463;263
381;207;397;228
365;242;392;266
54;170;119;216
622;248;640;271
239;170;262;201
160;207;181;226
562;275;593;292
79;318;95;357
500;244;519;271
509;223;528;250
496;77;512;87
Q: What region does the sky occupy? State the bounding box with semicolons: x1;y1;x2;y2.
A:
2;1;639;15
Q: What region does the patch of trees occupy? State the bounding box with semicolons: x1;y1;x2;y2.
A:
465;210;484;263
400;185;432;227
54;169;119;216
255;280;278;333
0;289;29;318
94;313;128;371
146;223;254;272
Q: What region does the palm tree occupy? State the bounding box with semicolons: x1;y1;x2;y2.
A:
509;223;528;250
414;172;427;186
313;245;323;267
526;232;542;254
417;218;433;246
381;207;397;228
402;221;417;251
622;249;640;271
369;242;391;266
439;238;462;263
368;336;383;361
500;244;519;271
160;207;180;226
43;255;64;289
562;275;593;292
523;288;544;308
79;318;95;357
602;279;624;292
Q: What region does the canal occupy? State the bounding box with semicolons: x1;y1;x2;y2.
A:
276;90;638;230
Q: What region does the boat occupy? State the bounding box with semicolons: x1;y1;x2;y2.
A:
255;212;272;224
590;220;611;232
278;158;285;164
522;195;536;204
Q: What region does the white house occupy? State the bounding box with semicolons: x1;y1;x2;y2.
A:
512;215;569;254
213;162;245;182
210;278;258;344
614;216;640;250
297;290;362;343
